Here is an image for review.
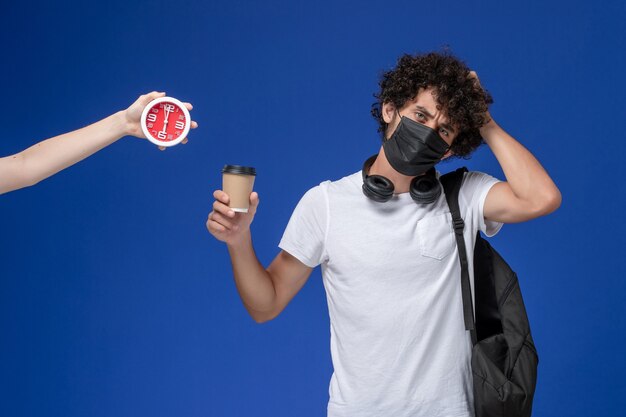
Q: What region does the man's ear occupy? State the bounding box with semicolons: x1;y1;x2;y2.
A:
381;101;396;124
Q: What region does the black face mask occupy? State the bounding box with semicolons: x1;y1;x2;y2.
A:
383;115;450;176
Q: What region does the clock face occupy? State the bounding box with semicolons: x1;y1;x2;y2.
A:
140;97;191;147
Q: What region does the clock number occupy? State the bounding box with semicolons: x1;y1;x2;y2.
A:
164;104;175;112
175;121;185;130
157;131;167;140
147;113;157;122
151;107;159;113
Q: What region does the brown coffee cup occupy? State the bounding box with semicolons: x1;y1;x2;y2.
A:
222;165;256;213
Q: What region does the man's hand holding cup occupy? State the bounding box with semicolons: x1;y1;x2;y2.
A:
207;165;258;247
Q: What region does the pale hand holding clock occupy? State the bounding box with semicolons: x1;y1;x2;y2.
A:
124;91;198;150
0;91;199;194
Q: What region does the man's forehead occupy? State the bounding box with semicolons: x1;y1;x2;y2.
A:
408;93;448;118
411;87;441;110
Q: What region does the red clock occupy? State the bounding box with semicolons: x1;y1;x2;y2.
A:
140;96;191;147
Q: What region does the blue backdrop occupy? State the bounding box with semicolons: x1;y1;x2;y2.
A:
1;1;624;416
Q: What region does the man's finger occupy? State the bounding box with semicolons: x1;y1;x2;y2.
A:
146;91;166;103
468;71;483;89
213;200;235;217
207;218;226;233
209;211;234;230
213;190;230;204
249;192;260;209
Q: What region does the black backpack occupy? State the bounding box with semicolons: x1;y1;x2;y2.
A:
440;168;539;417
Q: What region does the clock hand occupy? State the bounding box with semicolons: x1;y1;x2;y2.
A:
162;108;170;133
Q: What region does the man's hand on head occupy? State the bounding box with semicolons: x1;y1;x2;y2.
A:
468;71;493;127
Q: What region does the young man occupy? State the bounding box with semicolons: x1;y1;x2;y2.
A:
0;91;197;195
206;52;561;417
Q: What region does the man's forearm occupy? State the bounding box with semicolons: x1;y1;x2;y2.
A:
226;231;277;321
481;120;561;209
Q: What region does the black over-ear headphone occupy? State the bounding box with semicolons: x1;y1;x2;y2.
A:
361;154;442;204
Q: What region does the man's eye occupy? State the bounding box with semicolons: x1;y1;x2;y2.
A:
416;112;425;120
439;129;449;137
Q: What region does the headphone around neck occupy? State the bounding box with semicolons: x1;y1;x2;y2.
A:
361;154;442;204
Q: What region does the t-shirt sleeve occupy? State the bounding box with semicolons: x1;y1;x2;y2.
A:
278;182;329;268
458;171;503;237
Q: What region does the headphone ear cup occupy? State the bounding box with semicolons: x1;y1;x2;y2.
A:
409;172;442;204
362;174;394;202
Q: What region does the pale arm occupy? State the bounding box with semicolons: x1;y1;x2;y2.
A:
0;111;128;194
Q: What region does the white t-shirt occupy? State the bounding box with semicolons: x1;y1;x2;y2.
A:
278;169;503;417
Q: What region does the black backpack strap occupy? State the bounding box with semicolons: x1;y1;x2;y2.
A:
440;167;477;345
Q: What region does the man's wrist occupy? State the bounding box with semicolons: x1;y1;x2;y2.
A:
226;230;253;251
480;118;500;144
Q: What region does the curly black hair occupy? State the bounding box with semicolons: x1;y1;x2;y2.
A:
371;52;493;158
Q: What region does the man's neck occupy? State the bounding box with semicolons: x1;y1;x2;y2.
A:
368;146;417;194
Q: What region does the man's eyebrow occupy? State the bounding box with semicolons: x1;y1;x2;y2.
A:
415;105;434;118
415;105;456;133
441;122;456;133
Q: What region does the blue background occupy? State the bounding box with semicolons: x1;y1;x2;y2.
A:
1;0;624;416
